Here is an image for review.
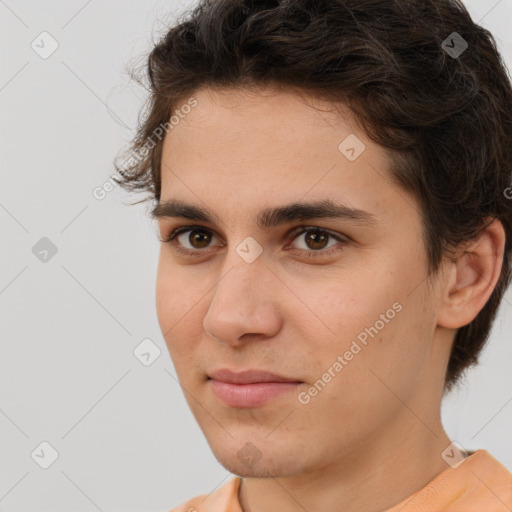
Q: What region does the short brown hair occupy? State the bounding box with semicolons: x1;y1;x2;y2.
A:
113;0;512;393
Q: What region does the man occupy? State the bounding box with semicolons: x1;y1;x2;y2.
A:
113;0;512;510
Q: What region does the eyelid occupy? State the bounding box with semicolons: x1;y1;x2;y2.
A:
287;224;347;241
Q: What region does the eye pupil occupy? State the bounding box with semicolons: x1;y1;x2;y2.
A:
306;230;328;250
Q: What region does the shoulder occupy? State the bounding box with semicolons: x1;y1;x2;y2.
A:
474;450;512;503
388;449;512;512
168;476;242;512
448;449;512;511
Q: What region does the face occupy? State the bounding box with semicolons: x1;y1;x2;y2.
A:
154;86;450;478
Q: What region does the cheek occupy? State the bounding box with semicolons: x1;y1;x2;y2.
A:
155;255;199;326
155;257;213;366
295;265;425;386
155;261;176;334
294;268;400;350
155;259;195;348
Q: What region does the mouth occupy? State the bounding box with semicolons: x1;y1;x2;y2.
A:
207;368;303;408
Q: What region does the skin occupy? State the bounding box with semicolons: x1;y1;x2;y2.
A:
154;86;505;512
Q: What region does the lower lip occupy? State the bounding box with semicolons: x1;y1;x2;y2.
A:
208;379;301;407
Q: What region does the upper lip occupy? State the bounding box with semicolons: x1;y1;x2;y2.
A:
208;368;301;384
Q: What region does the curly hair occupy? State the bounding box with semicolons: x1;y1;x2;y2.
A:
113;0;512;394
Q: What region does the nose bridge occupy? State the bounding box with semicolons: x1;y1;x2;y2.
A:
203;251;280;344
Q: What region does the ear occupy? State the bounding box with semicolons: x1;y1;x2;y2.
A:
437;218;506;329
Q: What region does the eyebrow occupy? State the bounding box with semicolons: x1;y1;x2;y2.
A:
151;198;379;229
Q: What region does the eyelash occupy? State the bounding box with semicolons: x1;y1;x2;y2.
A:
159;225;347;259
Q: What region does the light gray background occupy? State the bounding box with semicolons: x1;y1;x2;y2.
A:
0;0;511;510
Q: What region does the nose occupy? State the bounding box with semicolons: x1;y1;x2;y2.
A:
202;256;283;347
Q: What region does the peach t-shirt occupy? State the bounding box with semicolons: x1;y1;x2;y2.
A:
169;449;512;512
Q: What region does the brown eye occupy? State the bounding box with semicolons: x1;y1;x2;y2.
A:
160;226;221;257
185;229;212;249
287;227;347;259
172;228;215;250
303;230;329;250
161;225;346;260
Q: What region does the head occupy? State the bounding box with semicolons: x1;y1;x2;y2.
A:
114;0;512;478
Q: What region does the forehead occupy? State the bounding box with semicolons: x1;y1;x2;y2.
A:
168;85;358;142
163;86;387;171
158;86;411;228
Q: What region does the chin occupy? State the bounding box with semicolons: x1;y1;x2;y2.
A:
208;438;307;478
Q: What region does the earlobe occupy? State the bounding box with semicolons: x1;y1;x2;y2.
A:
437;218;506;330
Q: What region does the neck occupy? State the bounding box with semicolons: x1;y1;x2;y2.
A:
238;415;454;512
